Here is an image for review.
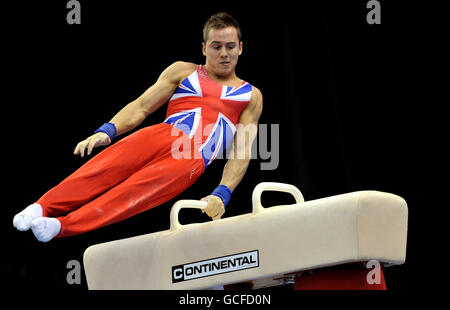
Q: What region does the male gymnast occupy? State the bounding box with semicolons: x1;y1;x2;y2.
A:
13;12;263;242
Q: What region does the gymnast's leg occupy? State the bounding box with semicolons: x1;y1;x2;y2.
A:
34;147;205;240
13;124;176;234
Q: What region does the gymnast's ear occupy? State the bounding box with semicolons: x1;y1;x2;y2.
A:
202;42;206;56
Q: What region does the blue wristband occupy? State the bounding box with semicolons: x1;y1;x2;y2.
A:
211;185;232;206
94;123;117;140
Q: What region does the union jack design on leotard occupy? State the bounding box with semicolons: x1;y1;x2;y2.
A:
220;83;253;102
163;108;201;139
199;113;236;167
169;71;203;101
165;65;252;168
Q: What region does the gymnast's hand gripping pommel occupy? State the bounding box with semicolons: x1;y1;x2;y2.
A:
200;185;232;221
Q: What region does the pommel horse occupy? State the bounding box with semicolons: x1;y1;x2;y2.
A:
83;182;408;290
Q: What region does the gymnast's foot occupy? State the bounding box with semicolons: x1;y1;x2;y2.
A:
13;203;43;231
31;217;61;242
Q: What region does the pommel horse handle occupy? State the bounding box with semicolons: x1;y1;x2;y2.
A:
170;182;304;231
170;200;207;231
252;182;304;214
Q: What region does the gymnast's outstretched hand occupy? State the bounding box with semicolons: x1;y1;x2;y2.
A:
74;132;111;158
200;195;225;221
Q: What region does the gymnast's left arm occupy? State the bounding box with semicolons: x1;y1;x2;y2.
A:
201;87;263;220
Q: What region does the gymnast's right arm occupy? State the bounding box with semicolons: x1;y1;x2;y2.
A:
74;61;194;157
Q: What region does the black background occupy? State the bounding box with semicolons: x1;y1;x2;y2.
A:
0;0;440;305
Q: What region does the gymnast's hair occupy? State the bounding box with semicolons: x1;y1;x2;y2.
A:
203;12;242;42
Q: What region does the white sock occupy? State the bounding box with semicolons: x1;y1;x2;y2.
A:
31;217;61;242
13;203;43;231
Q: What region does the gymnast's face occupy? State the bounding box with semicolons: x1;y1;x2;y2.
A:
202;27;243;78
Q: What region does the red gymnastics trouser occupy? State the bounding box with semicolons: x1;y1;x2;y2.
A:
37;123;205;238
